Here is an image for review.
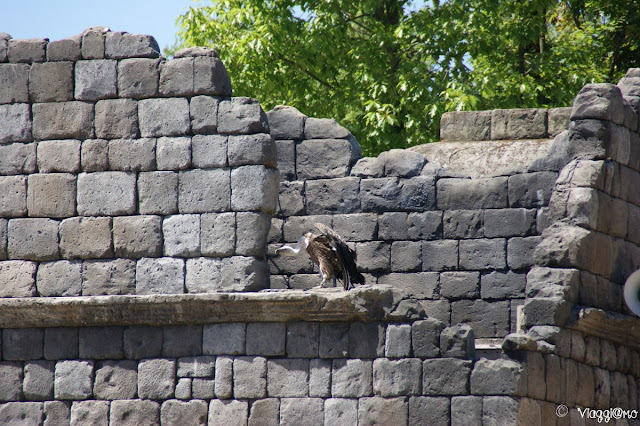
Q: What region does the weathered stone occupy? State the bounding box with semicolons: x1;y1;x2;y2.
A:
110;400;159;426
483;396;519;425
385;324;412;358
193;55;232;96
218;97;268;135
185;257;221;293
179;168;231;213
235;212;270;257
422;358;471;395
470;358;524;395
451;299;510;338
332;359;372;397
0;362;23;401
358;397;408;426
201;213;236;257
459;238;506;270
44;328;78;360
214;356;233;399
80;139;108;172
231;166;279;214
0;143;36;175
81;259;136;295
138;171;178;215
361;176;436;212
159;57;194;96
138;359;175;400
267;105;306;140
79;327;124;359
332;213;377;242
484;208;536;237
246;322;286;356
491;108;548;139
81;27;107;59
324;398;357;426
208;400;248;426
163;214;200;257
267;358;309;397
107;138;157;172
136;257;185;295
0;218;6;260
191;134;227;168
161;400;208;426
297;139;359;179
228;133;276;167
481;270;526;299
33;100;93;141
43;401;71;426
2;328;43;360
285;322;319;358
47;36;82;61
105;31;160;59
29;62;74;102
437;177;508;210
248;398;280;426
54;360;94;400
306;177;361;214
390;241;422;272
8;218;59;261
571;83;625;124
59;216;112;259
157;136;191;170
189;95;219;134
507;236;541;270
440;110;491;141
113;215;162;258
280;398;323;426
378;149;426;177
411;318;445;358
356;241;390;273
0;103;31;142
123;326;162;359
422;240;458;271
309;359;331;397
162;325;203;358
304;117;350;139
27;173;76;218
70;400;108;426
117;58;160;98
203;323;245;355
0;64;29;104
440;324;475;359
93;360;137;400
139;97;191;137
0;176;26;217
36;260;82;296
351;156;384;177
36;139;80;173
348;322;385;358
378;212;408;240
373;358;421;396
234;356;267;399
548;107;572;136
177;356;215;378
8;38;46;63
410;397;449;426
0;402;43;425
77;171;136;216
94;98;139;139
277;180;305;216
74;59;117;100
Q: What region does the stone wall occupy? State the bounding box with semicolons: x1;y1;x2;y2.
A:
0;28;277;298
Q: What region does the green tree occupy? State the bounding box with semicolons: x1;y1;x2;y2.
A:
174;0;640;156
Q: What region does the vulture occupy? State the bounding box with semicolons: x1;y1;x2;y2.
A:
276;223;365;290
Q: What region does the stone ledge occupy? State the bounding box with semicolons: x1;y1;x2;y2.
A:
0;285;426;328
566;306;640;351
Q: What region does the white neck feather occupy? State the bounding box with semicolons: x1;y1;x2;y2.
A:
276;235;309;256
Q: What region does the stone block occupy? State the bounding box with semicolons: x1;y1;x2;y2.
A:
29;62;74;102
508;171;557;208
228;133;277;167
437;177;508;210
81;27;107;59
330;213;377;242
411;397;450;426
304;117;350;139
185;257;221;293
43;401;70;426
203;323;245;355
0;103;31;142
459;238;506;270
548;107;572;136
356;241;390;273
440;324;475;359
348;322;385;359
194;55;232;96
0;402;43;425
379;149;426;177
267;105;306;140
0;36;5;63
351;156;385;177
443;209;483;239
108;138;156;171
138;358;175;400
117;58;159;98
177;356;215;378
277;180;305;216
0;176;26;217
0;218;6;259
373;358;421;396
279;398;323;426
385;324;412;358
80;139;108;172
440;271;479;299
59;216;112;259
123;326;162;359
157;136;191;170
378;212;408;240
74;59;116;100
306;177;361;214
161;400;208;426
0;63;29;104
93;360;137;400
36;260;82;296
27;173;76;218
267;358;309;397
208;400;248;426
105;31;160;59
0;260;36;297
138;171;178;215
54;360;94;400
163;214;200;257
297;139;358;180
332;359;372;397
422;358;471;395
571;83;625;124
422;240;458;271
2;328;43;360
275;139;296;180
481;270;526;299
248;398;280;426
282;214;332;242
593;367;610;409
234;356;267;399
482;396;518;425
324;399;357;425
218;97;268;135
8;218;59;261
179;168;230;213
191;378;215;399
0;143;36;175
0;362;23;401
308;359;331;397
440;110;491;141
82;259;136;295
451;299;510;338
286;322;319;358
77;171;136;216
452;396;483;426
191;134;227;168
507;236;541;270
470;358;523;395
407;211;443;241
246;322;286;356
136;257;185;294
190;95;219;133
139;97;191;137
159;57;194;96
44;328;78;360
358;397;408;426
201;212;235;257
70;400;108;426
236;212;270;257
362;176;436;212
411;318;444;358
491;108;548;139
162;325;203;358
231;166;279;214
390;241;422;272
214;356;233;399
113;215;163;258
36;139;80;173
94;99;139;139
484;208;536;237
47;36;82;61
8;38;46;63
110;400;159;426
78;327;123;359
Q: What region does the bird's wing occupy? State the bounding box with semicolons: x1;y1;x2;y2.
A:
313;223;356;290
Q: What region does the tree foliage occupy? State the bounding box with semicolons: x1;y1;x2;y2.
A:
174;0;640;156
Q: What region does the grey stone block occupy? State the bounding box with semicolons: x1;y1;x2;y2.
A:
507;236;541;270
161;400;208;426
163;325;203;358
110;400;160;426
319;323;350;358
215;356;233;399
485;208;537;238
297;139;358;180
218;97;268;135
309;359;331;397
192;378;215;399
33;101;94;140
94;99;139;139
108;138;156;171
470;358;523;395
412;319;445;358
138;171;178;215
163;214;200;257
8;38;46;63
77;171;136;216
185;257;221;293
235;212;269;257
286;322;319;358
138;358;175;399
234;356;267;399
177;356;215;378
391;241;421;272
482;396;518;425
459;238;506;270
358;397;408;426
193;55;232;96
378;212;408;240
331;213;377;242
548;107;572;136
29;62;74;102
36;139;81;173
54;360;94;400
43;401;71;426
47;36;81;61
8;218;59;261
452;396;483;426
275;139;295;180
277;180;305;216
36;260;82;296
325;398;357;426
306;177;361;214
159;57;194;96
79;327;123;359
443;209;484;239
362;176;436;212
93;360;137;400
280;398;323;426
157;136;191;170
228;133;276;167
81;27;107;59
209;400;248;426
2;328;43;360
440;324;475;359
136;257;185;294
0;362;23;401
117;58;160;98
0;36;6;63
123;326;162;359
0;176;27;217
267;358;309;397
0;103;31;142
0;63;29;104
248;398;280;426
331;359;372;397
80;139;108;172
349;322;385;359
201;213;235;257
23;361;55;401
422;358;471;395
113;215;163;258
82;259;136;295
373;358;421;396
440;271;480;299
0;260;36;297
437;177;508;210
491;108;548;139
139;97;191;137
74;59;116;100
571;83;625;124
385;324;412;358
0;143;36;175
0;402;43;425
408;211;444;242
59;216;112;259
44;328;78;360
282;214;332;242
246;323;286;356
411;396;450;426
105;31;160;59
27;173;76;218
440;110;491;141
267;105;306;140
379;149;426;177
481;270;526;299
422;240;458;271
70;400;108;426
231;166;279;214
304;117;350;139
355;241;390;273
191;134;227;167
0;218;6;259
508;171;557;207
203;323;245;355
190;95;219;133
452;299;510;338
179;168;231;213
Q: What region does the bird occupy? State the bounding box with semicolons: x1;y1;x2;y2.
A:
275;223;365;290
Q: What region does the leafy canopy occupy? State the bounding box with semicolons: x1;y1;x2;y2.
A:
174;0;640;156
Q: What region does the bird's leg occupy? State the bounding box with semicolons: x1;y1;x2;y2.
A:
313;264;327;288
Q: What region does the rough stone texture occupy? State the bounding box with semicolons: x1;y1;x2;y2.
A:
190;95;219;133
332;359;372;397
105;32;160;59
358;397;408;426
138;171;178;215
70;400;108;425
138;359;175;400
203;323;245;355
77;172;136;216
54;360;94;400
110;400;160;426
29;62;74;102
208;400;248;426
95;98;139;139
59;216;112;259
0;260;36;297
373;358;421;396
124;326;162;360
36;260;82;296
118;58;160;98
0;64;30;104
185;257;221;293
136;257;185;294
267;105;306;140
0;143;36;175
193;55;232;96
201;213;235;257
161;400;208;426
0;103;32;142
27;173;76;218
218;97;268;135
93;360;137;400
297;139;358;180
440;110;491;141
139;98;191;137
157;137;191;170
0;402;43;425
234;356;267;399
47;36;81;62
8;38;47;63
179;168;231;213
113;215;163;258
75;59;117;100
81;259;136;295
8;218;59;261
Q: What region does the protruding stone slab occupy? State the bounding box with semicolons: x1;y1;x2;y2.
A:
105;32;160;59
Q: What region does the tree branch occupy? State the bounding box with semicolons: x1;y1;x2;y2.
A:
277;54;336;90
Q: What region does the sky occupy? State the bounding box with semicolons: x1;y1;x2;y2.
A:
0;0;197;54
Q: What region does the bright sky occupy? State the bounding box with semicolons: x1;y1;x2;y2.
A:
0;0;197;54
